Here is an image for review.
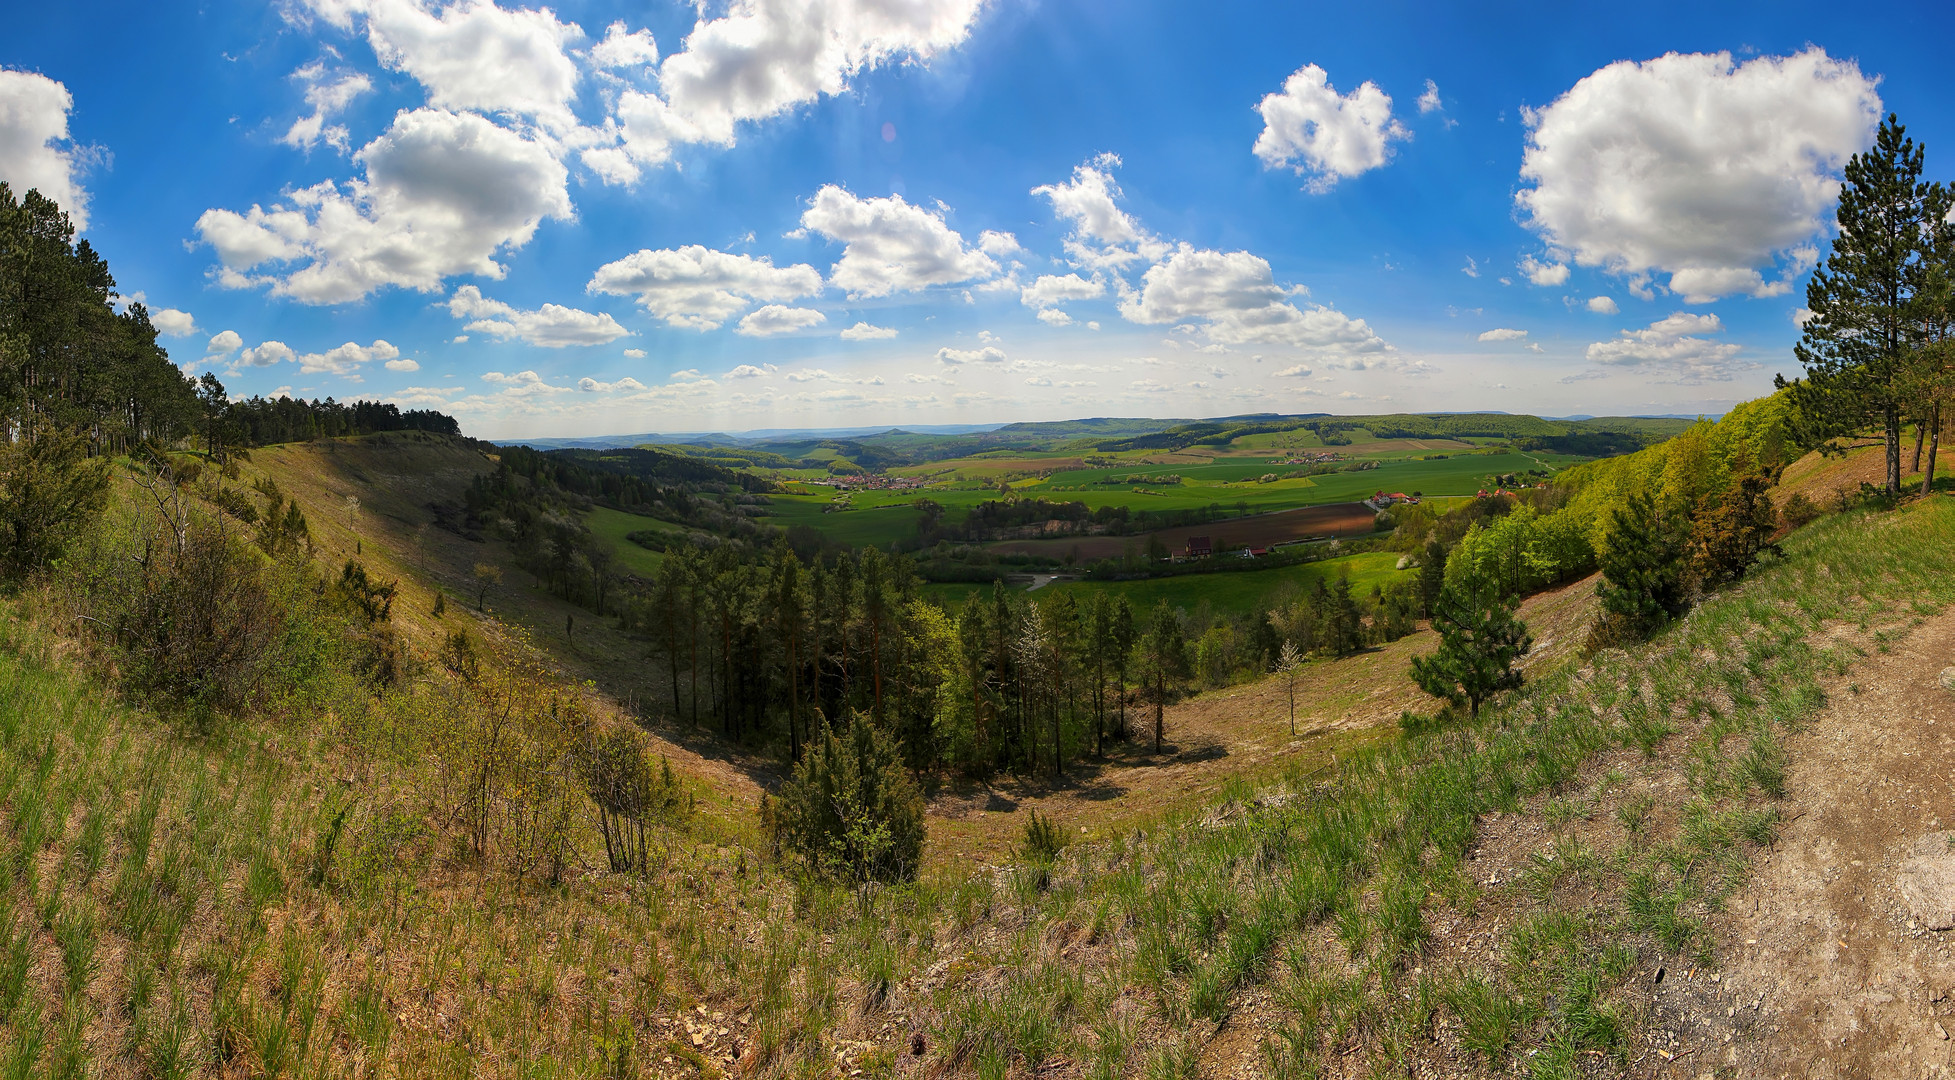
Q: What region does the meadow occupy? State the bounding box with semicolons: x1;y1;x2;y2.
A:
586;506;678;577
919;548;1412;617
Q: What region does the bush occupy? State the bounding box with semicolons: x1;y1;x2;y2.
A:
1779;491;1820;530
1016;810;1066;864
769;715;925;884
115;520;279;715
577;727;685;874
0;429;109;585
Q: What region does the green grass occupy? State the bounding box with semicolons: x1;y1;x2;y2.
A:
587;506;678;577
920;550;1412;618
768;450;1586;549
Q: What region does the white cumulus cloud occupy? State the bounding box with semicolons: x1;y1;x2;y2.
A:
197;108;572;304
586;244;821;329
281;61;372;153
1253;63;1408;192
1478;328;1527;342
331;0;585;132
1517;49;1880;302
588;0;986;180
1584;311;1746;382
448;285;629;347
736;304;825;337
385;357;420;372
1020;272;1103;311
1031;153;1167;270
150;308;199;337
1587;296;1619;314
799;185;997;298
937;345;1006;365
1119;245;1391;357
0;68;90;229
207;330;243;356
1519;254;1569;287
839;321;897;340
590;21;657;70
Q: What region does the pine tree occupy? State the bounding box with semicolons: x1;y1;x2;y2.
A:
1587;491;1688;649
1140;601;1187;753
1783;114;1938;495
1410;566;1532;719
1417;538;1447;617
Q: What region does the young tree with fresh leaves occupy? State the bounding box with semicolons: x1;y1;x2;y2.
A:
1417;538;1448;617
1276;639;1303;736
1587;490;1689;649
1687;455;1781;589
1782;115;1940;495
1410;566;1532;720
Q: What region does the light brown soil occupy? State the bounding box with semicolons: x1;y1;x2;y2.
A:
1683;603;1955;1078
985;502;1378;560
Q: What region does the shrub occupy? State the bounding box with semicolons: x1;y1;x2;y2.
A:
770;714;925;884
0;428;109;584
114;519;279;714
577;726;685;874
1779;491;1820;530
1016;810;1066;864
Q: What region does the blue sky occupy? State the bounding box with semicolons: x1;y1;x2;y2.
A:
4;1;1951;439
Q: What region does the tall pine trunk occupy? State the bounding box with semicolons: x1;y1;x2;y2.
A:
1886;405;1902;495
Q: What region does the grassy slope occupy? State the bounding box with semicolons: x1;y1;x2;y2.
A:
8;433;1946;1078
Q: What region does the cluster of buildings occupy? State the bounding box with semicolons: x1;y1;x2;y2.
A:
797;473;930;491
1274;452;1343;465
1363;491;1420;511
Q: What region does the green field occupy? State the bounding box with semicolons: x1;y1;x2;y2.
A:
766;448;1578;550
588;506;680;577
919;549;1411;619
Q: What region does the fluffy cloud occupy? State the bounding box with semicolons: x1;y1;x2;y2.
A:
1032;154;1167;270
281;61;372;153
233;337;396;377
1119;246;1391;356
325;0;585;131
724;364;775;379
978;230;1022;258
1020;272;1103;311
1519;254;1569;287
577;375;648;393
1478;328;1527;342
1584;312;1745;382
239;341;297;368
937;345;1006;365
590;21;657;70
590;0;986;179
0;69;90;229
197;108;571;303
1418;79;1442;114
1274;364;1313;378
1517;49;1880;302
1252;64;1408;192
150;308;199;337
482;369;572;394
839;321;897;340
799;185;997;298
1587;296;1620;314
300;339;400;376
1036;309;1074;326
385;357;421;372
207;330;243;356
622;348;645;358
587;244;821;329
447;284;629;346
736;304;825;337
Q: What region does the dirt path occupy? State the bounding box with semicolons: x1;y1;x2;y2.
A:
1703;605;1955;1078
